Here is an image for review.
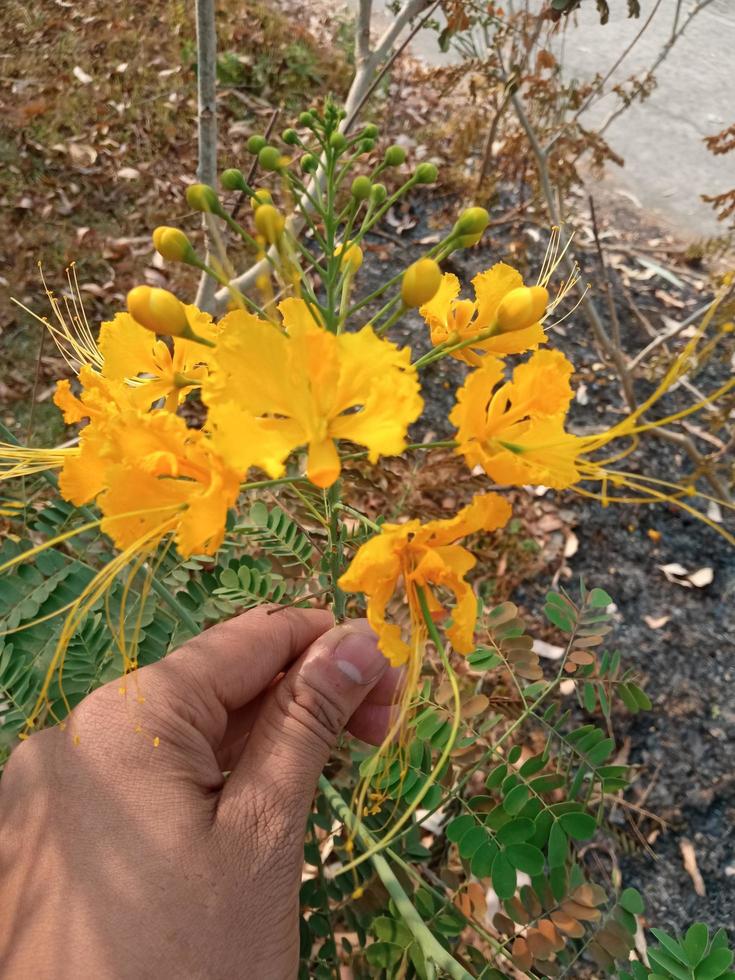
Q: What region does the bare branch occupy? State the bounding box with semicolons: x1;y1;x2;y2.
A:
194;0;218;311
356;0;372;67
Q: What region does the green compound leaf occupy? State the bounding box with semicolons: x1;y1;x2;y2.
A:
504;843;545;876
684;924;710;967
503;784;530;815
365;941;404;969
491;850;517;901
496;818;535;845
619;887;645;915
547;820;568;868
589;587;614;607
696;949;734;980
559;811;598;840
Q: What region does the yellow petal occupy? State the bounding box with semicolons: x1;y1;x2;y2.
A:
306;437;341;488
98;312;160;382
418;272;461;333
472;262;524;328
278;297;324;334
510;349;574;417
423;493;512;548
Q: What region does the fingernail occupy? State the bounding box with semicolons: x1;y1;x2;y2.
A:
334;628;387;685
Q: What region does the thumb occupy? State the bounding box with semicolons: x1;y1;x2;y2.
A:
219;619;387;817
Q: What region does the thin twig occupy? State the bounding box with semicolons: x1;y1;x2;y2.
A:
194;0;219;312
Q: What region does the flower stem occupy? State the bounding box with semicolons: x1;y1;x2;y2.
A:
318;776;472;980
327;480;346;620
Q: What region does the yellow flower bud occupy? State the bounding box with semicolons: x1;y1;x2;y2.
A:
254;203;285;244
401;258;442;308
127;285;189;337
251;188;273;210
335;241;363;272
185;183;222;214
152;226;195;263
496;285;549;332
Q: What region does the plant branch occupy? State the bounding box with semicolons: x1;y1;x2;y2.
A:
318;777;472;980
194;0;219;312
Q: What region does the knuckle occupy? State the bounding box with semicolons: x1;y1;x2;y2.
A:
274;671;347;751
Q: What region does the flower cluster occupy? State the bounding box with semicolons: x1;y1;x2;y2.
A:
3;101;731;745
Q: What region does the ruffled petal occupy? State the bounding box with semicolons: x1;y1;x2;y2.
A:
472;262;524;328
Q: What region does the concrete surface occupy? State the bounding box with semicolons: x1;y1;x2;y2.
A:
360;0;735;240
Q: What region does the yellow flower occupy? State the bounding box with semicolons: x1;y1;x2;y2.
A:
419;263;548;366
338;494;512;666
450;350;584;489
203;299;423;488
53;366;238;556
98;308;217;408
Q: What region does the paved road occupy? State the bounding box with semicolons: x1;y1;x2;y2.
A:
362;0;735;240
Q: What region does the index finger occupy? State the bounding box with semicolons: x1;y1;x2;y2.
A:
146;605;334;745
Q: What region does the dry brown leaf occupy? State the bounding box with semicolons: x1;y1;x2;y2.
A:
72;65;93;84
688;566;713;588
511;937;533;971
460;694;490;719
644;614;671;629
658;562;692;586
680;837;706;896
455;881;487;920
68;142;98;166
550;910;585;938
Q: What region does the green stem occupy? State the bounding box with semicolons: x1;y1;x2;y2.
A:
149;577;199;636
413;322;502;370
327;481;346;619
318;777;472;980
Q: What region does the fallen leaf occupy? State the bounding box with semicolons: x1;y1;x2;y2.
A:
68;142;98;166
706;500;723;524
680;838;706;896
117;166;140;180
533;639;565;660
688;567;713;588
647;528;661;543
564;532;579;558
643;614;670;630
657;563;691;586
72;65;93;85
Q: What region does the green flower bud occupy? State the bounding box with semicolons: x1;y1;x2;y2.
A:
453;206;490;247
301;153;319;174
282;128;299;146
362;123;379;140
371;182;387;205
351;175;372;200
247;134;267;154
221;168;247;192
414;162;438;184
329;132;347;152
358;139;375;154
185;183;222;214
384;145;407;167
298;111;313;127
258;145;283;171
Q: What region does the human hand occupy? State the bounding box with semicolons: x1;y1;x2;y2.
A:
0;606;398;979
